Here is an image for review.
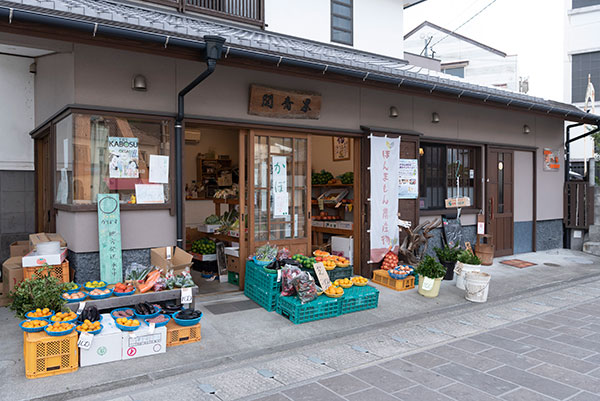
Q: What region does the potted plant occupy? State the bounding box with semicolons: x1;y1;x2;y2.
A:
455;250;482;290
9;265;67;318
414;255;446;298
434;243;460;281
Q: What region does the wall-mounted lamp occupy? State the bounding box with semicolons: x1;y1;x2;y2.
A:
389;106;399;118
419;147;424;156
431;112;440;123
132;74;147;91
523;124;531;134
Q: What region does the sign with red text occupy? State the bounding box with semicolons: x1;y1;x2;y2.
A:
370;136;400;263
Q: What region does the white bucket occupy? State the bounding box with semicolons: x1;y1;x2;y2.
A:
454;262;480;290
465;271;491;303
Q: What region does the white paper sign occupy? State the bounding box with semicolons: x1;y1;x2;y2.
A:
135;184;165;204
78;332;94;350
313;262;332;290
272;156;288;217
370;136;401;262
422;276;435;291
181;287;193;304
149;155;170;184
398;159;419;199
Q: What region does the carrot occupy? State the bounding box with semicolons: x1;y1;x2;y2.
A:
139;270;161;293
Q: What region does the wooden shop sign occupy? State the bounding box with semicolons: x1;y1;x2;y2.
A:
248;84;321;119
445;197;471;208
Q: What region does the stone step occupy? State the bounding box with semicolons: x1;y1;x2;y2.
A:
583;241;600;256
589;226;600;242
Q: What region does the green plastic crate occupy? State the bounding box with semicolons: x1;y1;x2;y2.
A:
245;261;281;294
228;271;239;286
244;282;279;312
276;294;341;324
300;265;354;281
340;286;379;315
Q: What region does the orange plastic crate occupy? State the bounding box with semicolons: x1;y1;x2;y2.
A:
23;261;70;283
372;269;415;291
24;331;78;379
166;320;201;347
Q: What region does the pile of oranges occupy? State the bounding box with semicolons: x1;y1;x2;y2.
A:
116;317;140;327
351;276;369;286
323;260;336;270
28;308;52;318
77;319;101;332
324;286;344;297
334;278;353;288
51;311;77;322
46;322;73;333
22;320;47;329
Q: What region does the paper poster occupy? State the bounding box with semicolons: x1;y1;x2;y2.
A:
543;148;560;171
370;136;400;263
149;155;170;184
97;194;123;284
398;159;419;199
272;156;288;217
108;137;139;178
135;184;165;204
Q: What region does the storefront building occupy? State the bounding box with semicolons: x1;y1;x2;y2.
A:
2;0;599;289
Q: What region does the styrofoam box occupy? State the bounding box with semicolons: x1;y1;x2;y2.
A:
22;247;68;268
337;221;353;230
332;236;354;265
197;224;221;233
80;314;123;367
121;320;167;360
225;247;239;257
312;221;324;227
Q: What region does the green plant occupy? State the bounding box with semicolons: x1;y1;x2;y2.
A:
434;243;460;263
9;265;67;318
458;250;482;265
414;255;446;279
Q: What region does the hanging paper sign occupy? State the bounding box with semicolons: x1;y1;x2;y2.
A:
398;159;419;199
370;136;400;263
97;194;123;284
543;148;560;171
108;137;139;178
272;156;289;217
149;155;170;184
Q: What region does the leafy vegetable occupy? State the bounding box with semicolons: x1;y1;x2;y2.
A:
434;244;461;263
204;214;220;225
254;244;278;261
9;265;67;318
414;255;446;279
458;250;482;265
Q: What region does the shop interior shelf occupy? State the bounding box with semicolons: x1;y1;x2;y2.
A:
197;231;244;243
311;227;353;235
312;184;354;187
213;198;239;205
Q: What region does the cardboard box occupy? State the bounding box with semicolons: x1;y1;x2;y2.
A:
151;247;193;275
22;247;68;268
331;236;354;265
29;233;67;251
337;221;353;230
217;173;232;186
80;314;123;367
10;241;30;258
2;257;23;295
121;320;167;360
226;254;240;273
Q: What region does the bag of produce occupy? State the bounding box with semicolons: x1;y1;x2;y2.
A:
277;247;291;260
292;271;318;304
125;262;152;282
281;264;302;296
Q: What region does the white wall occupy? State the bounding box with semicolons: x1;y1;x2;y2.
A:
35;52;74;125
514;151;534;222
0;55;34;170
265;0;404;59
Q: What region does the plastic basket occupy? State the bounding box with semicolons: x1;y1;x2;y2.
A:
113;289;136;297
340;286;379;314
61;292;88;303
166;320;201;347
110;308;136;321
173;311;202;327
145;315;171;328
134;306;160;320
24;331;78;378
253;257;275;267
276;294;340;324
84;282;107;291
23;261;70;283
44;324;75;337
244;282;280;312
245;261;281;294
372;269;415;292
26;310;55;321
115;320;141;331
20;320;48;333
75;324;103;335
228;271;239;286
88;288;114;300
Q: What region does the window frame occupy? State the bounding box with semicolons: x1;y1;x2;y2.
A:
572;0;600;9
331;0;353;46
418;141;482;213
571;51;600;103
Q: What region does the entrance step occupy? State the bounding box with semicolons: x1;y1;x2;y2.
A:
589;225;600;242
583;241;600;256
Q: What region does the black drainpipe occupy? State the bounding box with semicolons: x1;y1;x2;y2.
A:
175;35;226;249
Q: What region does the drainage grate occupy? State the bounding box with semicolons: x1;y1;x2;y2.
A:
544;263;560;267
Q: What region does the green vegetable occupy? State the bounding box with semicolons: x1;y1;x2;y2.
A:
414;255;447;279
312;169;334;185
9;264;67;318
339;172;354;184
204;214;220;225
255;244;278;261
434;244;460;263
458;250;482;265
192;238;216;255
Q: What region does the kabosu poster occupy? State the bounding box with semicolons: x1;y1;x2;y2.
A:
370;136;400;262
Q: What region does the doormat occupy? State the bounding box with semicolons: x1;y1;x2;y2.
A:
500;259;537;268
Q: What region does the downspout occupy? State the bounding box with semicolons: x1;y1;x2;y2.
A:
565;122;584;184
175;35;226;249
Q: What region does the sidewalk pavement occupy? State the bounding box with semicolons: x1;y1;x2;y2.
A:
1;249;600;401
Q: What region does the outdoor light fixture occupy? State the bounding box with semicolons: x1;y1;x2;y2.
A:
389;106;399;118
431;112;440;123
523;124;531;134
132;74;147;91
419;147;424;156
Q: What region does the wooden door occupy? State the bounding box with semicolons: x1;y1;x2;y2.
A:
486;148;514;257
238;130;248;289
35;130;55;232
248;130;312;257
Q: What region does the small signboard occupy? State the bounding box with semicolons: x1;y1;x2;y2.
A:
312;262;332;290
97;194;123;284
248;84;321;119
543;148;560;171
445;197;471;208
398;159;419;199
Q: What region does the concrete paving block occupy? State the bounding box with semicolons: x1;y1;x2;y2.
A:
567;391;600;401
304;344;381;371
478;347;542;370
402;352;448;369
393;384;454;401
480;306;532;322
551;334;600;353
421;318;484;337
520;335;594;359
469;333;536;354
500;388;556;401
438;382;499;401
387;325;453;347
251;394;293;401
448;338;492;353
351;334;417;358
256;355;335;386
551;325;596;338
350;365;415;393
202;367;282;400
433;362;517;396
379;359;454;389
582;323;600;333
539;315;591;328
510;300;557;314
346;388;403;401
488;328;529;341
283;383;345;401
487;365;580;399
528;363;600;393
524;348;597;373
583;353;600;365
508;322;559;338
133;382;219;401
428;345;502;372
318;374;370;397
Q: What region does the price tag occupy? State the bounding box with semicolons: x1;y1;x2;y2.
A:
181;287;193;304
166;246;172;260
422;277;435;291
77;301;86;314
148;322;156;334
312;262;332;290
78;332;94;350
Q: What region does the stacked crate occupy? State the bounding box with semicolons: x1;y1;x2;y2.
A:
244;261;281;312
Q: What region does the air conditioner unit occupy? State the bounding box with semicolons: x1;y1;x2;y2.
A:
185;129;201;144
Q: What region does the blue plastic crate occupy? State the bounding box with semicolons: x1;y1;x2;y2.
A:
276;294;341;324
244;282;279;312
245;261;281;295
340;286;379;315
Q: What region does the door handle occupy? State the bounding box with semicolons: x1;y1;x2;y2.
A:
488;198;494;222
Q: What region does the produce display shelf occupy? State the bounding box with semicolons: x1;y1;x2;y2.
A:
340;286;379;314
372;269;415;291
311;227;353;235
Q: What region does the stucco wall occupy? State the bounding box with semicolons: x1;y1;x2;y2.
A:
514;151;534;222
35;52;74;125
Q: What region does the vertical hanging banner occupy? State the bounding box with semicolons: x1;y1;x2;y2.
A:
97;194;123;284
370;135;401;262
272;155;289;217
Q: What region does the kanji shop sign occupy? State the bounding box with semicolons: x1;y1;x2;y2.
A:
97;194;123;284
248;84;321;119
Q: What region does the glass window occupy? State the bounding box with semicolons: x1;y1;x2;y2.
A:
55;113;171;206
442;67;465;78
571;51;600;103
573;0;600;9
331;0;353;45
